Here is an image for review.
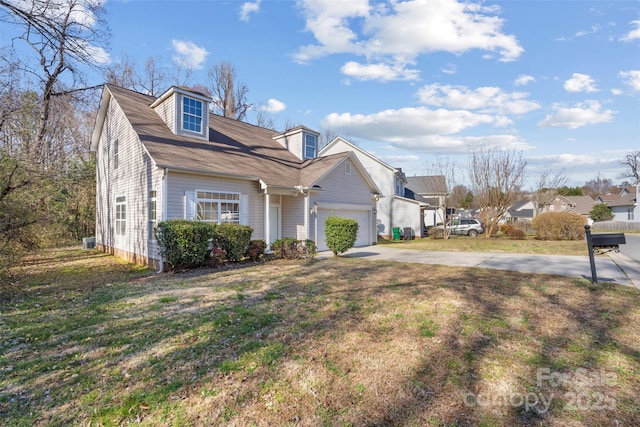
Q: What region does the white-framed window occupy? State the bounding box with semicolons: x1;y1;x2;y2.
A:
628;208;634;220
196;191;240;224
113;139;119;169
304;133;317;159
345;161;352;175
182;96;203;133
115;196;126;236
148;191;157;240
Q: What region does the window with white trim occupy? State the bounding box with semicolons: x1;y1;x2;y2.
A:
345;161;352;175
148;191;157;240
304;133;317;159
628;208;634;220
182;96;203;133
196;191;240;224
113;139;119;169
115;196;126;236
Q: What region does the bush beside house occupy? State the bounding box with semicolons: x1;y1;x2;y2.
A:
155;220;256;270
325;216;359;256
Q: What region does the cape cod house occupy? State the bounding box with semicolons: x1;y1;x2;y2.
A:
90;84;381;268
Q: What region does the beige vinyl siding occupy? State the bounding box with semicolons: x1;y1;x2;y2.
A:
281;196;306;240
165;172;265;240
273;130;303;160
152;93;176;133
96;96;162;266
313;163;374;206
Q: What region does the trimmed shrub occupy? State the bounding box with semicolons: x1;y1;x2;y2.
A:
532;212;586;240
155;220;213;269
245;239;266;261
271;238;315;259
211;223;253;262
325;216;359;256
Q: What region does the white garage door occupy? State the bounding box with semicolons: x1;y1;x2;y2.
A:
316;209;371;252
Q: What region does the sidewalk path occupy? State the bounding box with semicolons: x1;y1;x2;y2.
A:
317;246;640;289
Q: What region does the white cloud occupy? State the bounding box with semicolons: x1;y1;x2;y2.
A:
619;70;640;91
341;61;419;81
262;98;286;113
416;83;541;115
171;39;209;69
537;100;615;129
514;74;535;86
240;0;261;22
82;42;110;65
441;63;457;75
319;106;534;154
294;0;523;81
322;107;497;142
620;20;640;41
563;73;598;93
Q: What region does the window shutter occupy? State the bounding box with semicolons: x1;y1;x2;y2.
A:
240;195;249;225
185;191;196;220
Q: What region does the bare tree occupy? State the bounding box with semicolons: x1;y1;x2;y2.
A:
0;0;108;168
141;56;169;96
469;146;526;237
207;62;251;121
619;150;640;185
582;174;618;199
426;158;457;239
449;184;471;209
530;168;568;215
105;55;139;90
253;103;277;130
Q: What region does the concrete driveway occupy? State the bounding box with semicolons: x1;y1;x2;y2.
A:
318;245;640;289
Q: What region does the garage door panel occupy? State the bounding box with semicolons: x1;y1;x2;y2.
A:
317;209;370;251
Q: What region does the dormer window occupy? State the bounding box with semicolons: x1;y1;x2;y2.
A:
182;96;203;133
304;133;317;159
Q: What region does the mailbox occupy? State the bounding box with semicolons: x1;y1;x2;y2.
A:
590;233;626;254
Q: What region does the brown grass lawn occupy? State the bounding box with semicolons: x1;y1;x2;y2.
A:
378;236;589;256
1;247;639;426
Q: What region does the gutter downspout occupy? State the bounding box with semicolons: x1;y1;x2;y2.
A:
158;168;168;273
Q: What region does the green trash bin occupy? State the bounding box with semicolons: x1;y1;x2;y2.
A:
392;227;401;240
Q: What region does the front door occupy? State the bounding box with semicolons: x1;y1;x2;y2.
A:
269;206;280;243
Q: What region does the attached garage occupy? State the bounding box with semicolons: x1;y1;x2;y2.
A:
315;206;373;252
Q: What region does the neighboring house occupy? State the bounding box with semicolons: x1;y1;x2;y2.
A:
606;186;638;221
542;195;596;220
404;176;447;228
319;138;425;239
90;84;381;268
503;200;535;223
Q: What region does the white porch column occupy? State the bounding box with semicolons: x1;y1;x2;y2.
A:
264;192;271;252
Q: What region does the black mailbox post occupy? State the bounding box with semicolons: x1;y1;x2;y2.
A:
584;225;626;284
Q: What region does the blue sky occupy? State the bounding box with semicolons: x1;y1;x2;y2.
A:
7;0;640;188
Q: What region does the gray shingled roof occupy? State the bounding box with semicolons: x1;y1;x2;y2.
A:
405;176;446;195
607;187;637;207
105;84;351;189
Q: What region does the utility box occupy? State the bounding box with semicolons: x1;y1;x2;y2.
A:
82;237;96;250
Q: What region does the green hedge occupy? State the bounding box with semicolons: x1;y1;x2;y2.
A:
325;216;359;256
155;220;253;270
531;212;586;240
155;220;212;269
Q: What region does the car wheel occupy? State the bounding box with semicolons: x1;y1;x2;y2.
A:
468;229;478;237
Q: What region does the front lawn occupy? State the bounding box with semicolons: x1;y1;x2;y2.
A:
1;247;639;426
